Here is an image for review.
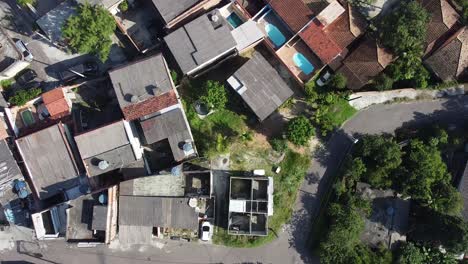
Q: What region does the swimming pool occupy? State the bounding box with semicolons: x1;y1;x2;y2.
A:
265;23;286;48
20;109;35;127
227;12;243;28
293;53;314;75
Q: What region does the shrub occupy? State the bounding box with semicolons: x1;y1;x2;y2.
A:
373;74;394;91
328;73;347;90
0;79;13;90
200;80;227;110
170;70;179;85
9;88;42;106
270;138;288;153
305;80;319;103
118;0;128;12
286;116;315;146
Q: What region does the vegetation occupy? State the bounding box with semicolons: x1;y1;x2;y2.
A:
348;0;377;9
8;88;42;106
397;242;458;264
286;116;315;146
170;70;179;86
270;138;288;153
377;0;431;89
214;150;311;247
118;0;129;12
328;73;347;90
200;80;228;111
454;0;468;24
62;3;116;62
0;79;13;90
16;0;35;6
373;73;394;91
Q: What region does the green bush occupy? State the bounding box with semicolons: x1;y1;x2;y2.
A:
270;138;288;153
62;3;116;62
118;0;128;12
200;80;227;111
328;73;347;90
0;79;13;90
170;70;179;85
9;88;42;106
287;116;314;146
373;74;394;91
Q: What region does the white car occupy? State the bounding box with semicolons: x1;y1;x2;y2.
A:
15;39;33;62
200;221;212;241
316;71;331;86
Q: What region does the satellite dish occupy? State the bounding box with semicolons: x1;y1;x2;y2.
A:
211;14;219;22
130;95;139;103
183;142;193;152
98;160;109;170
188;198;198;208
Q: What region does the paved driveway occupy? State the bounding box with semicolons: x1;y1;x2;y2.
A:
2;97;468;264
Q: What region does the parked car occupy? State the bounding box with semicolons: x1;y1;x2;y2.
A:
15;69;37;85
200;221;212;241
58;61;99;83
316;71;331;86
15;39;33;62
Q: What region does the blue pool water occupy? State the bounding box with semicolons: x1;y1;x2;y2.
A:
265;23;286;48
293;53;314;74
227;12;243;28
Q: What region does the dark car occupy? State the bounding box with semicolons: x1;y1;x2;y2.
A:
58;61;99;83
15;69;37;85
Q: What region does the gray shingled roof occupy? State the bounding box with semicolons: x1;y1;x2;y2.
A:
228;52;294;121
83;144;137;177
119;196;199;230
164;11;237;74
16;124;80;200
140;108;193;162
151;0;199;24
109;54;172;109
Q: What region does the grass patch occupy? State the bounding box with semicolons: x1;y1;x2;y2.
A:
0;79;13;90
320;97;357;128
213;150;311;247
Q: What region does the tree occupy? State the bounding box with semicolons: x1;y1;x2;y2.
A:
354;135;402;189
8;88;42;106
387;53;430;88
286;116;315;146
62;3;116;62
328;73;347;90
118;0;128;12
200;80;227;110
373;74;394;91
398;139;451;203
397;242;426;264
270;138;288;153
377;1;429;55
431;182;463;216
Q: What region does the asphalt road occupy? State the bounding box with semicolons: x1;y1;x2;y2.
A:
2;97;468;264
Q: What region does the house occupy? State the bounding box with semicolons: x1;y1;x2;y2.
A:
15;123;82;200
118;166;214;243
42;87;73;120
0;139;24;206
420;0;461;55
36;0;78;43
228;176;273;236
109;54;197;169
164;10;237;76
74;120;142;190
227;52;293;121
336;36;394;90
109;53;178;121
266;0;314;33
424;27;468;82
151;0;222;29
457;158;468;221
357;182;410;249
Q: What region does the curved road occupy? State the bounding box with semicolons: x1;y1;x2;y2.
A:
2;96;468;264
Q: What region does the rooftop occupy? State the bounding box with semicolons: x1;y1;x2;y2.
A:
267;0;314;33
36;0;77;43
118;196;199;230
109;54;178;121
164;10;237;75
16;123;80;200
120;173;185;197
74;120;137;177
151;0;199;24
227;52;294;121
42;88;71;119
299;19;343;64
457;159;468;221
140;107;195;162
424;27;468;81
0;139;24;205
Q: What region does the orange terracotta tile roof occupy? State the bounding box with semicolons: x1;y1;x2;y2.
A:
324;4;367;49
42;88;71;118
122;90;178;121
300;19;343;64
268;0;314;33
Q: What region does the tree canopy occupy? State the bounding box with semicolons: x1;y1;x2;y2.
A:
200;80;227;110
62;3;116;61
286;116;315;146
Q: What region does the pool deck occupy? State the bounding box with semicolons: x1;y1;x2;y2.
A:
276;39;322;83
